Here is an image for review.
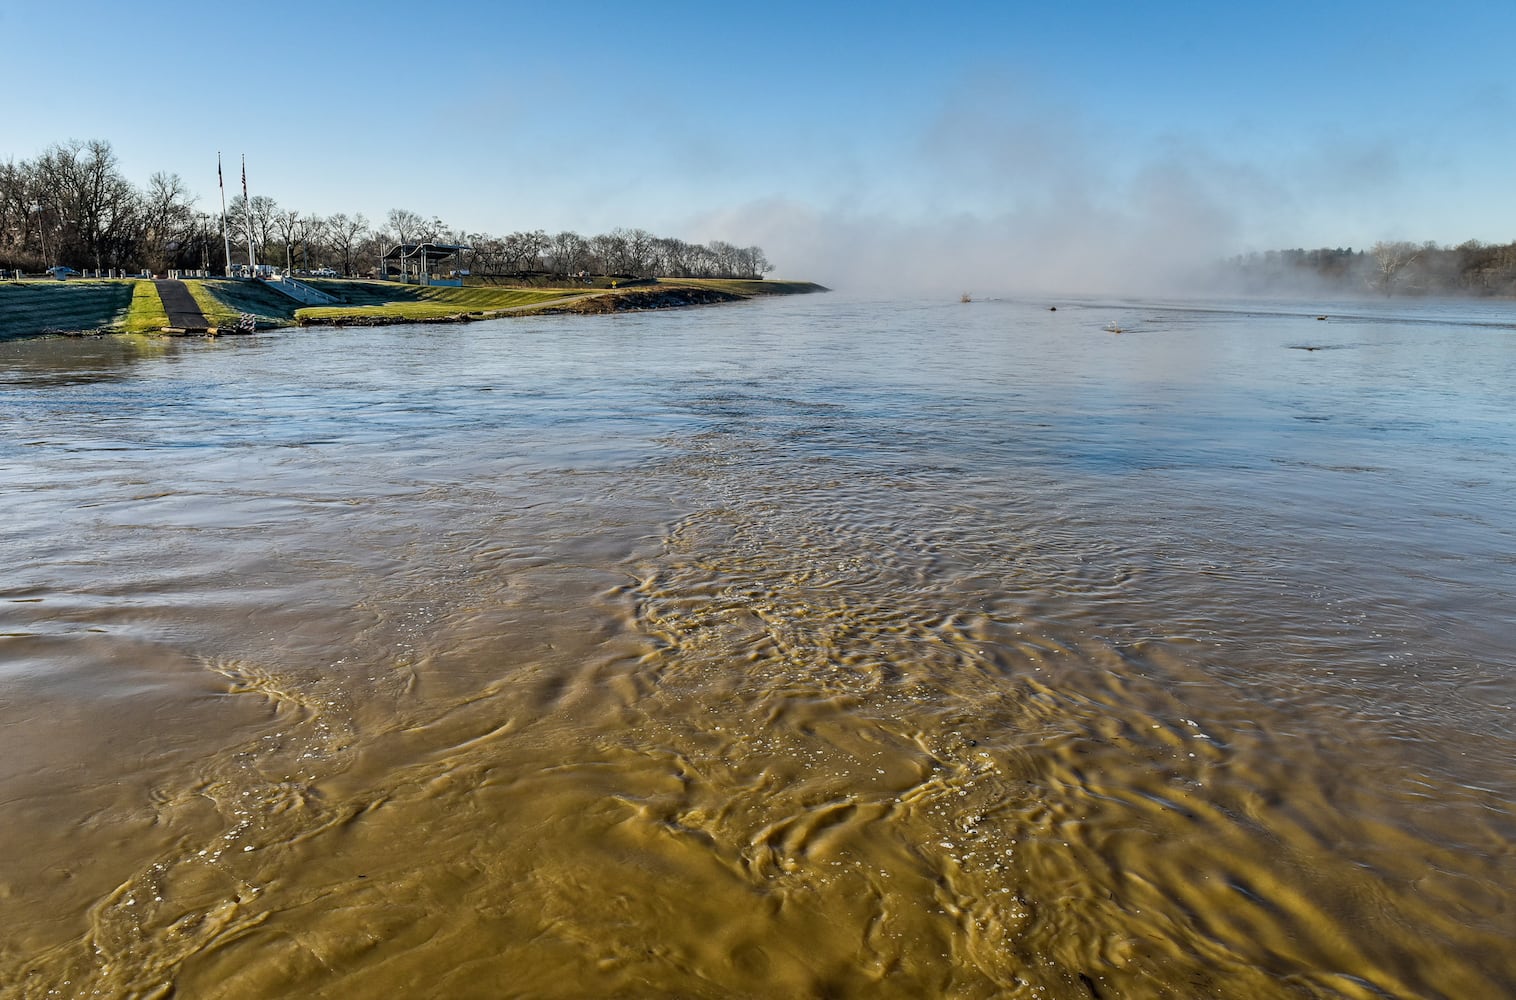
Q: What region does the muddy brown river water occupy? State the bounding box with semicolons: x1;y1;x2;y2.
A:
1;295;1513;998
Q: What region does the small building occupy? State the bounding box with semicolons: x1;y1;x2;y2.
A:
380;242;471;286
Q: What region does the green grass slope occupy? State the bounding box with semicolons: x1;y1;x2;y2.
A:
0;280;134;339
295;282;582;323
191;279;302;326
183;280;245;328
122;281;169;333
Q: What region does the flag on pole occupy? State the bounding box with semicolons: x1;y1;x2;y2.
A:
217;153;232;276
242;154;257;271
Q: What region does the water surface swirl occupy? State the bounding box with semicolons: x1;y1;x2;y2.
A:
1;296;1513;998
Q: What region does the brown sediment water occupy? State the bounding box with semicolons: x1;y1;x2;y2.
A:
1;297;1513;998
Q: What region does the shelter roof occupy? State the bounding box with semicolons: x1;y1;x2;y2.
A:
382;242;471;261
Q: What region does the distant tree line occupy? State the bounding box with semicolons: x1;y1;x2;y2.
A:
462;227;770;281
1227;241;1516;297
0;139;772;280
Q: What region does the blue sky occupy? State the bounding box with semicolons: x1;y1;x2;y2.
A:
3;0;1512;290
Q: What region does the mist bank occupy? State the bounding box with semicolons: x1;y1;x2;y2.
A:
685;199;1242;300
676;77;1510;302
690;197;1516;301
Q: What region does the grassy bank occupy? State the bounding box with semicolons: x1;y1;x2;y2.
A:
183;280;245;328
121;281;169;333
2;275;828;339
193;279;304;327
548;284;745;314
295;285;581;323
291;277;826;324
538;278;828;315
0;280;134;339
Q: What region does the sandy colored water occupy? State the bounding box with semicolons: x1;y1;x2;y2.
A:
1;297;1513;998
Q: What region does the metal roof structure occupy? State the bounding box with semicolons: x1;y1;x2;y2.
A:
380;242;472;284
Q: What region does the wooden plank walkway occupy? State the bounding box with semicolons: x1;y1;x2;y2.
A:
154;279;212;332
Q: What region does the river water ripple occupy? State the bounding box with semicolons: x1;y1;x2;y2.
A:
1;295;1513;998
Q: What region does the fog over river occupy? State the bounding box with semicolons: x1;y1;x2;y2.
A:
1;295;1513;999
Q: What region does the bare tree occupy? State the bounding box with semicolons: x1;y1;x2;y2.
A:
503;229;548;270
546;230;589;274
141;171;197;271
227;194;281;265
190;210;221;272
589;230;628;274
273;209;302;271
462;232;504;274
357;229;387;276
1371;240;1424;296
649;236;685;277
386;207;425;246
294;214;326;271
0;158;38;269
622;228;656;276
33;139;140;270
705;240;741;278
326;212;369;275
739;245;772;278
686;243;717;277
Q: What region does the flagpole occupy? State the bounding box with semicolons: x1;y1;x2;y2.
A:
217;152;232;277
242;154;257;276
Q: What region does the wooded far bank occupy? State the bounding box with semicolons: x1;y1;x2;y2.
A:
1228;240;1516;298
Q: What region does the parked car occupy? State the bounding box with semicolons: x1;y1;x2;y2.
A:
46;265;79;279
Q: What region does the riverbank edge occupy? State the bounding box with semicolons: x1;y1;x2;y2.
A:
1;278;829;340
294;281;829;328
